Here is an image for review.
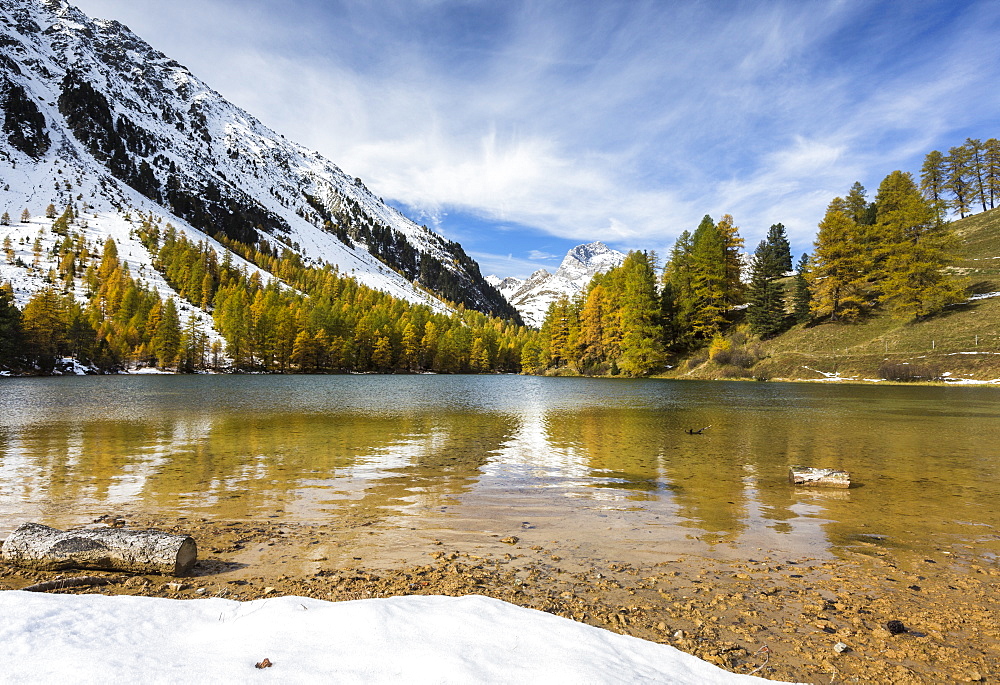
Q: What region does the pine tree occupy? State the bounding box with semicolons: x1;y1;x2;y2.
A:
716;214;745;307
983;138;1000;210
845;182;877;226
45;203;57;219
765;223;792;273
0;281;23;368
372;333;393;371
920;150;948;220
661;230;695;347
520;339;544;374
400;321;419;371
944;145;974;218
21;287;66;369
617;251;665;376
965;138;988;213
1;211;10;226
688;215;728;338
470;337;490;373
20;209;30;223
875;170;964;319
291;329;317;372
791;253;811;323
745;235;788;338
807;198;872;321
178;314;207;372
580;282;607;367
152;297;181;368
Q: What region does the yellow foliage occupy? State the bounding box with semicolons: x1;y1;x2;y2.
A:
708;336;731;362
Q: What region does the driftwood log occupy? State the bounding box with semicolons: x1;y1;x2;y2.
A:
789;466;851;489
1;523;197;576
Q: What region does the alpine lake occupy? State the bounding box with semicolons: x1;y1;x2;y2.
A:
2;374;997;563
2;375;999;682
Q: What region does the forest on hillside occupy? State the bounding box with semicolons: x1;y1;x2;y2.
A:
0;208;534;374
530;137;997;377
1;136;996;376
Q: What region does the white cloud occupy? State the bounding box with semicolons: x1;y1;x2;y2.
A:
70;0;1000;259
472;251;553;279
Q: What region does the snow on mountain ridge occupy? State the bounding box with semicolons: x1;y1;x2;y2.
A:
0;0;518;325
492;242;626;327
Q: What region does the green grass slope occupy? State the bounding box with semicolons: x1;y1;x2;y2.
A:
675;207;1000;383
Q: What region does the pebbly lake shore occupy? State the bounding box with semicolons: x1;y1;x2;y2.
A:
2;514;997;683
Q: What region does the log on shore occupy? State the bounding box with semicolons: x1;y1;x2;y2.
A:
788;466;851;489
1;523;197;576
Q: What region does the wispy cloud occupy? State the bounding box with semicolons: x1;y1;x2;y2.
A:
73;0;1000;262
471;250;552;279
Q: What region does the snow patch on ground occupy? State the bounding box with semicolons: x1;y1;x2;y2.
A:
967;291;1000;302
800;366;855;382
0;592;787;685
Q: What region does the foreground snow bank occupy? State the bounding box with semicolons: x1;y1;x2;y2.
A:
1;592;786;684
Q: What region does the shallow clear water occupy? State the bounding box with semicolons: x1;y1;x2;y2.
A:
1;375;998;561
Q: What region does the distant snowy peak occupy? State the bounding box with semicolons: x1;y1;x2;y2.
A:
497;242;626;328
555;241;624;285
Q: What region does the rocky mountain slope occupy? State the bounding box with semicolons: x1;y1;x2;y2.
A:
0;0;519;322
488;242;626;327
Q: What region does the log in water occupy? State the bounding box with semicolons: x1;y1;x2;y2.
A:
788;466;851;489
1;523;197;576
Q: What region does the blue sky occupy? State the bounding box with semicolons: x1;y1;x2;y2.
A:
72;0;1000;278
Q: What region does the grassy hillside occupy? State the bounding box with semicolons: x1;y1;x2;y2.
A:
667;207;1000;383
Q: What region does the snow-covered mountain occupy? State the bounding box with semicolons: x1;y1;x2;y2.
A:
0;0;518;322
489;242;626;327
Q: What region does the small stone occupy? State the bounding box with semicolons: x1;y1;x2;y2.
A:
165;582;188;592
885;619;907;635
263;587;276;595
499;536;519;545
673;630;685;639
833;642;849;653
124;576;150;588
196;587;207;594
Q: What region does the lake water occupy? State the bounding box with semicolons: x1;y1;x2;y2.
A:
1;375;998;564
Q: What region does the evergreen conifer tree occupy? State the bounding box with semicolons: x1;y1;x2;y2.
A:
661;230;695;347
745;232;788;338
791;253;811;323
0;281;23;368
